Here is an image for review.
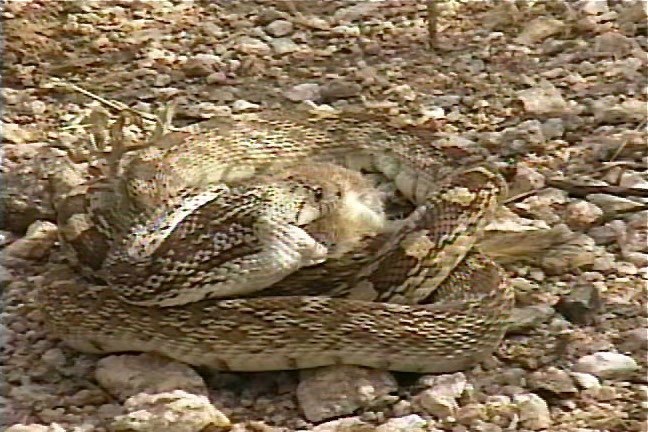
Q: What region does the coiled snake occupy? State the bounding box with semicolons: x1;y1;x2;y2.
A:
41;111;513;373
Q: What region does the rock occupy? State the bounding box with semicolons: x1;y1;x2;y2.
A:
588;219;625;245
231;99;260;113
2;122;35;144
617;328;648;353
580;0;608;15
236;37;271;56
528;367;578;394
265;19;293;37
508;164;545;197
513;393;552;430
284;83;321;102
270;37;300;55
333;2;381;22
0;264;13;289
571;372;601;390
111;390;230;432
517;81;567;116
592;98;646;124
4;221;58;260
515;18;564;45
182;56;217;78
593;32;635;57
564;200;603;230
539;230;599;275
375;414;427;432
320;80;362;102
573;352;639;379
555;284;602;325
507;305;555;334
586;194;645;217
307;417;372;432
95;354;208;401
413;372;467;418
296;365;397;422
541;118;565;139
5;425;65;432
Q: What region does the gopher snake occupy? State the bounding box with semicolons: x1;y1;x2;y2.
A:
41;111;513;373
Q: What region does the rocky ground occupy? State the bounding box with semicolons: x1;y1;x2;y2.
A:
2;1;647;431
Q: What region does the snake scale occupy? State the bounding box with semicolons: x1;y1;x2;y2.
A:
40;110;514;373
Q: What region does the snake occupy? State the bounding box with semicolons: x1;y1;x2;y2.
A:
40;110;514;373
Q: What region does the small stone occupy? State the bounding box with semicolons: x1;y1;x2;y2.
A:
5;425;65;432
571;372;601;390
231;99;260;113
580;0;608;15
375;414;427;432
182;56;217;78
236;37;271;56
594;32;635;57
284;83;321;102
297;365;397;422
513;393;551;430
515;18;564;45
111;390;230;432
592;97;646;124
270;37;300;55
320;80;362;102
517;81;567;116
3;122;35;143
4;220;58;260
528;367;578;394
333;2;381;22
509;164;545;197
0;264;13;288
555;284;602;325
265;19;293;37
308;417;372;432
573;352;639;379
564;200;603;230
617;328;648;353
414;372;467;419
541;118;565;139
507;305;554;334
95;354;208;401
586;193;645;217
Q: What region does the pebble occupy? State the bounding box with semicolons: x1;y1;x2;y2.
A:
265;19;293;37
555;284;602;325
284;83;321;102
296;365;397;422
517;80;567;115
617;328;648;353
413;372;467;418
528;367;577;394
5;425;66;432
271;37;300;55
573;352;639;379
513;393;552;430
375;414;427;432
564;200;603;230
306;417;370;432
507;305;555;334
111;390;230;432
320;80;362;102
231;99;260;113
509;164;545;197
586;193;645;216
4;221;58;260
236;37;271;56
95;354;208;401
571;372;601;390
515;17;564;45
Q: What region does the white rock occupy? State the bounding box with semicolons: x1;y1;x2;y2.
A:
95;354;207;401
571;372;601;390
4;220;58;259
231;99;260;113
573;352;639;379
333;2;381;22
297;365;397;422
111;390;230;432
513;393;552;430
375;414;427;432
284;83;321;102
414;372;467;418
306;417;368;432
265;19;293;37
580;0;608;15
5;425;65;432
